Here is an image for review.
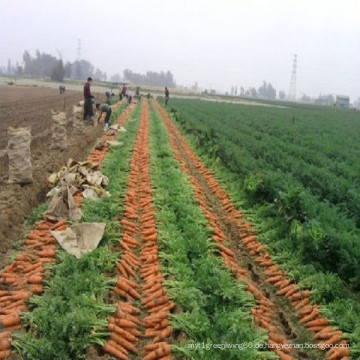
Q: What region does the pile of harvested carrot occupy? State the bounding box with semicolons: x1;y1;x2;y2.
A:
156;100;349;360
104;101;173;360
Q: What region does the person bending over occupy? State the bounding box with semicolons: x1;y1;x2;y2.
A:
96;103;112;131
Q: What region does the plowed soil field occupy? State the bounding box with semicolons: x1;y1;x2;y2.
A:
0;85;106;264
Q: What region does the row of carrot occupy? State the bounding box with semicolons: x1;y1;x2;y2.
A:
155;101;350;360
104;101;173;360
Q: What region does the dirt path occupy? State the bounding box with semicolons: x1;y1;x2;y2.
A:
0;86;108;265
154;101;341;360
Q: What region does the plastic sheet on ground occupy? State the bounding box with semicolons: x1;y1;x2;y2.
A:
109;124;127;132
51;222;106;258
44;184;82;222
48;158;109;192
46;158;110;221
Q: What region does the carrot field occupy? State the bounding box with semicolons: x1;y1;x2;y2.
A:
1;97;359;360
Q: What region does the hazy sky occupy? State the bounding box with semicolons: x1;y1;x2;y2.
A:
1;0;359;99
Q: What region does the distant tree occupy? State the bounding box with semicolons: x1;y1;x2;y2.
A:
15;62;23;76
94;68;106;81
7;59;12;75
64;62;72;78
250;87;257;98
267;83;276;99
74;60;82;79
301;94;312;103
51;59;65;82
110;73;122;82
123;69;176;87
279;90;286;100
258;81;267;98
240;86;245;96
258;81;276;99
23;51;32;74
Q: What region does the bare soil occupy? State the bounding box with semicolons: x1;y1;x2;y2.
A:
0;85;107;265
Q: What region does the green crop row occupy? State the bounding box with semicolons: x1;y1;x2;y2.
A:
160;97;360;356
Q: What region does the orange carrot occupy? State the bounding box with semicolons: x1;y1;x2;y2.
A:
266;275;283;284
298;306;314;317
327;347;349;360
0;313;21;328
153;326;172;342
319;333;342;346
109;323;137;343
294;297;310;309
50;220;67;230
314;330;342;341
30;285;43;295
143;343;171;360
27;275;43;284
299;307;319;324
110;332;137;353
305;318;329;328
276;284;296;296
144;296;169;309
273;348;292;360
0;350;12;359
0;338;12;351
37;249;56;258
119;302;141;315
103;342;128;360
307;325;328;333
115;311;142;326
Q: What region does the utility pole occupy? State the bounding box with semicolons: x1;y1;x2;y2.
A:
288;54;297;101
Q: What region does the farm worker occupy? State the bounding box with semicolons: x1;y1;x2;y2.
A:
165;87;169;107
96;103;112;131
83;77;95;121
122;84;127;97
106;90;111;104
135;86;140;98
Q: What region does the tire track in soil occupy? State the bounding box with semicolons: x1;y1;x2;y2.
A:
103;100;173;360
0;103;133;360
155;101;349;360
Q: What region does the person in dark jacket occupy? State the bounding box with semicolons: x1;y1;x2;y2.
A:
165;87;169;107
83;77;95;120
122;84;127;97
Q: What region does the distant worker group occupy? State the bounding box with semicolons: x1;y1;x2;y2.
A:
82;77;171;131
